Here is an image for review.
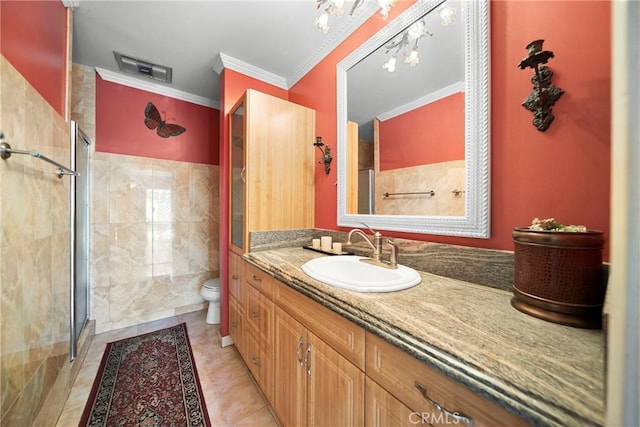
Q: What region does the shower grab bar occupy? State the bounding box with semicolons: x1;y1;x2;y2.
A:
0;141;79;178
383;190;435;198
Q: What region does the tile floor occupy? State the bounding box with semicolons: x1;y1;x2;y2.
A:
56;310;278;427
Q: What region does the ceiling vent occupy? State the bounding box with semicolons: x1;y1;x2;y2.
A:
113;52;172;83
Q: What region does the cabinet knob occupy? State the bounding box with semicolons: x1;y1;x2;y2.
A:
231;321;238;328
414;381;473;426
252;275;262;282
252;356;261;368
250;311;259;318
232;274;239;280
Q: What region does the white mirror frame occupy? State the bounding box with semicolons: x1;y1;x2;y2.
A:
337;0;490;238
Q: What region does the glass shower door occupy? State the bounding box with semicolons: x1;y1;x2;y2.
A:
70;121;90;360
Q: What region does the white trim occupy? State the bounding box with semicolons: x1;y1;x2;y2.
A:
377;81;464;121
212;53;288;90
336;0;491;238
287;2;379;88
219;332;234;348
211;3;379;91
61;0;80;8
95;67;218;109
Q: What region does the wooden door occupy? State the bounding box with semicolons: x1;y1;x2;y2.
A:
366;377;417;427
273;306;308;427
306;332;365;427
228;295;246;359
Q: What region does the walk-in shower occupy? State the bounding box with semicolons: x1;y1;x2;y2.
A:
70;121;91;360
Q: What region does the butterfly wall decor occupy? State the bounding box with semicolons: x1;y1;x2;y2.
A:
144;102;187;138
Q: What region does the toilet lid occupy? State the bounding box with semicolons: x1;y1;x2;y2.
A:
204;278;220;289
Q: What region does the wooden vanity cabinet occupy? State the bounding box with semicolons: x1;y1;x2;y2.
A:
366;333;529;427
228;89;315;255
273;302;365;427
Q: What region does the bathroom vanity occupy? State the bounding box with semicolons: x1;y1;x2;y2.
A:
230;247;604;427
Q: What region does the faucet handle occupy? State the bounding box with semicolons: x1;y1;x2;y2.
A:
386;238;399;268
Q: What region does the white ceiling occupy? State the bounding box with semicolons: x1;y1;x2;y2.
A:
71;1;380;108
71;0;463;123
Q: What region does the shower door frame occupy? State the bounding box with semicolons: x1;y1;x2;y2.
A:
70;120;91;361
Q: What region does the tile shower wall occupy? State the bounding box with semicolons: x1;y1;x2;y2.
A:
90;152;219;333
0;56;72;425
72;63;220;334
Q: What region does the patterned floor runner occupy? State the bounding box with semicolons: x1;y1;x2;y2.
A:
80;323;210;426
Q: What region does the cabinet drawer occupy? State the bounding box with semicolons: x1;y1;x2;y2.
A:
245;262;274;299
366;333;529;427
229;251;244;303
275;281;365;370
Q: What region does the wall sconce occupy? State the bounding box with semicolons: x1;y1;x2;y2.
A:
518;39;564;132
314;136;332;175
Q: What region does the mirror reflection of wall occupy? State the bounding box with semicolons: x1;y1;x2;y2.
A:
347;0;465;216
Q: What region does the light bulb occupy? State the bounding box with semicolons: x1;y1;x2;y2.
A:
314;12;330;33
404;49;420;67
383;56;397;72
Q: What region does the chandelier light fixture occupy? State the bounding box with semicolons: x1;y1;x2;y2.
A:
382;19;432;72
314;0;398;34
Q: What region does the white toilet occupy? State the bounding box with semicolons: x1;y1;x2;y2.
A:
200;278;221;324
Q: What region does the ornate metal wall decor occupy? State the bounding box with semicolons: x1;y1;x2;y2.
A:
518;40;564;132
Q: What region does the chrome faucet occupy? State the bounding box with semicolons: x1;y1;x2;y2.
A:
346;226;398;269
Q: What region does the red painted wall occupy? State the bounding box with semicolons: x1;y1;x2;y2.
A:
218;68;289;337
96;75;219;165
379;93;465;170
0;0;68;117
290;0;611;259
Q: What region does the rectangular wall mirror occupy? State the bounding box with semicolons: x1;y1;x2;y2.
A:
336;0;490;238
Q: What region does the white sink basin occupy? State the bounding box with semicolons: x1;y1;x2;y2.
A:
301;256;421;292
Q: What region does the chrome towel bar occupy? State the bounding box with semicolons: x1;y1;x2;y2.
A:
0;141;78;178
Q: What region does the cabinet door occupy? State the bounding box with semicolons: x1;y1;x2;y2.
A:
366;377;418;427
245;329;274;402
307;332;365;427
229;295;246;359
228;251;244;303
246;284;274;353
273;306;308;427
229;100;245;252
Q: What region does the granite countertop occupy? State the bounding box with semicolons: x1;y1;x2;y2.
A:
244;247;605;427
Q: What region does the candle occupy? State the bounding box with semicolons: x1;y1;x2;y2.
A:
312;238;321;249
332;242;342;253
321;236;332;252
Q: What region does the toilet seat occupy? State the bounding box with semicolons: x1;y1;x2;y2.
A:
203;278;220;290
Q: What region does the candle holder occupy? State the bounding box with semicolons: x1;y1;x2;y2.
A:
518;39;564;132
314;136;333;174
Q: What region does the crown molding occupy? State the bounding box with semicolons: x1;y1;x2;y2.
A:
377;81;465;121
95;67;218;109
61;0;80;8
212;53;288;90
286;1;378;88
212;2;378;90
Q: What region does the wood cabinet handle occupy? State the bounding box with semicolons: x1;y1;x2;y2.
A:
414;381;473;426
252;275;262;282
304;344;312;376
231;320;238;328
232;274;239;280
